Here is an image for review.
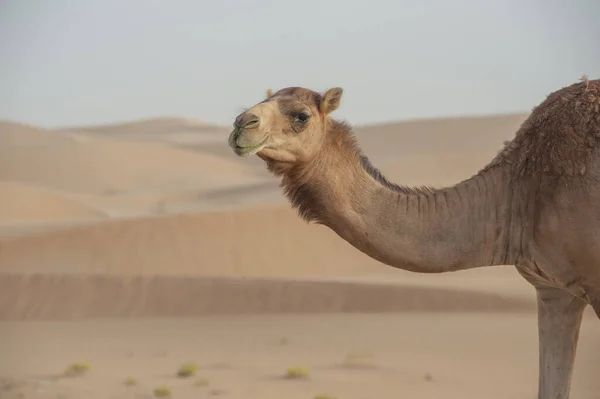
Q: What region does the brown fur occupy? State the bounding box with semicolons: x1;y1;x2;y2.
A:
229;79;600;398
485;79;600;186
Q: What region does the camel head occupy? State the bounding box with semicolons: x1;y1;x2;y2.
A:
228;86;344;163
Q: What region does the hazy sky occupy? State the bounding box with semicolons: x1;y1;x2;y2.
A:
1;0;598;128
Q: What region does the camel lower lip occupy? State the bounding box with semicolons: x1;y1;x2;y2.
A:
234;143;266;157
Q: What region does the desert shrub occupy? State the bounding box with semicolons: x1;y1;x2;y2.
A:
153;385;172;398
284;366;310;379
176;362;198;378
124;376;137;386
64;362;91;377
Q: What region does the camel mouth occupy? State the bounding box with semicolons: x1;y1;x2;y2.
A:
233;142;267;157
228;126;270;157
229;133;268;157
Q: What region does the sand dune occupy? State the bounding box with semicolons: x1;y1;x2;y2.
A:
61;117;211;136
0;273;535;320
0;138;266;194
0;205;383;277
155;181;286;213
0;182;106;223
0;120;85;147
353;113;528;162
61;117;236;149
372;152;498;188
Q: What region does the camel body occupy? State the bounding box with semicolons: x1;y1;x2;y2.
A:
229;78;600;399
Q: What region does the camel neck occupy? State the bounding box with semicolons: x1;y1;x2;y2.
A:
277;124;518;273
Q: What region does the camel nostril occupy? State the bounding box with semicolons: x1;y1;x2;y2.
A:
234;113;260;129
243;118;259;129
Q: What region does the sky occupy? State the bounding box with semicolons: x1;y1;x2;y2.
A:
1;0;598;128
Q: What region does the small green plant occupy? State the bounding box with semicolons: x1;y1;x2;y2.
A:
64;362;91;377
124;376;137;386
176;362;198;378
284;366;310;379
153;385;172;398
194;377;210;387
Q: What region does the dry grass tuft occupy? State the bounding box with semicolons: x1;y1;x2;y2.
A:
176;362;198;378
153;385;172;398
124;376;138;386
63;362;91;377
284;366;310;379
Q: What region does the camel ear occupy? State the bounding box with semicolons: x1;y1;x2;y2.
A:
266;88;274;98
320;87;343;114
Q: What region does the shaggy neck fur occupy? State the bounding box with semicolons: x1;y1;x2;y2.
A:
265;120;519;273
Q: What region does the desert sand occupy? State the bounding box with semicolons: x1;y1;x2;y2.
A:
0;114;598;399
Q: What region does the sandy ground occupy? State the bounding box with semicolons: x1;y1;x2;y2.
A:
1;113;598;398
1;313;599;399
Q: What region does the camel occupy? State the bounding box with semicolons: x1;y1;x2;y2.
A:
228;78;600;399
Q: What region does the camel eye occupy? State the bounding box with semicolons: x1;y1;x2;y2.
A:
296;112;310;122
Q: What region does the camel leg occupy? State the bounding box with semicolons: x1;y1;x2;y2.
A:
536;286;587;399
587;290;600;319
